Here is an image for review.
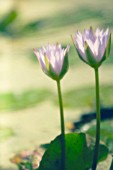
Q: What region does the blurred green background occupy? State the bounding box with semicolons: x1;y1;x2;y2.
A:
0;0;113;169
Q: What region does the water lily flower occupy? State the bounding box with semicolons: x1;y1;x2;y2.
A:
72;27;111;68
34;43;69;170
34;43;69;80
72;27;111;170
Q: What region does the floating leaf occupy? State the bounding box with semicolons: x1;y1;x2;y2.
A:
38;133;108;170
86;121;113;153
0;10;17;31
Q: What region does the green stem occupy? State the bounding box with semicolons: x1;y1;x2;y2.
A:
57;80;65;170
92;68;101;170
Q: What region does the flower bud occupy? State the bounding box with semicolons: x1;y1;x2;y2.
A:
72;27;111;68
34;43;69;80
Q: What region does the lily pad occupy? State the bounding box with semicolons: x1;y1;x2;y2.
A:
86;121;113;153
38;133;108;170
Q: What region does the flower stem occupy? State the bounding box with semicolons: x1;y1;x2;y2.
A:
92;68;101;170
57;80;65;170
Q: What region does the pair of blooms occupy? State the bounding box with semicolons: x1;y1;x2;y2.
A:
34;27;111;80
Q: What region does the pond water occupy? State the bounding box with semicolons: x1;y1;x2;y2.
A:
0;0;113;169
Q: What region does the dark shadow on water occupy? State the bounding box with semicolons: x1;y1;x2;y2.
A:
72;107;113;131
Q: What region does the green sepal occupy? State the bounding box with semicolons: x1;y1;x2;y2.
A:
105;33;111;59
84;41;99;68
59;53;69;80
44;55;59;80
45;54;69;81
98;33;111;67
75;47;89;65
47;67;59;81
85;34;111;69
44;55;50;71
43;55;52;78
72;36;89;66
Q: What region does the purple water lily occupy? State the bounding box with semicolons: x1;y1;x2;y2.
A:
72;27;111;170
72;27;111;68
34;43;70;169
34;43;69;80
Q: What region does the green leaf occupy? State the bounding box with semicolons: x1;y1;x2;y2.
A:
84;41;98;68
59;53;69;80
44;55;50;71
18;162;33;170
75;47;88;65
99;33;111;66
0;10;17;31
0;89;52;112
38;133;108;170
86;121;113;153
105;33;111;59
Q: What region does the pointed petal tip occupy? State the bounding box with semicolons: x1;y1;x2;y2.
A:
33;48;38;54
106;27;110;35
